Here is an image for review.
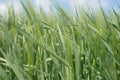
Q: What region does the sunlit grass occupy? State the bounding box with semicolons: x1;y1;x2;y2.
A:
0;0;120;80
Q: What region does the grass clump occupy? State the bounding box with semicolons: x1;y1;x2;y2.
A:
0;0;120;80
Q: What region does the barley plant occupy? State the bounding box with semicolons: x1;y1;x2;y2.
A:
0;0;120;80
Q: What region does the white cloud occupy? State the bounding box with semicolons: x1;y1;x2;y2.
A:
35;0;51;12
77;0;86;6
0;0;52;14
36;0;51;6
0;0;111;14
0;0;22;15
69;0;86;8
13;0;22;14
69;0;109;9
0;3;8;15
100;0;109;8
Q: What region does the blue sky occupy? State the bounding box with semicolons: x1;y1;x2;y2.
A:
0;0;119;14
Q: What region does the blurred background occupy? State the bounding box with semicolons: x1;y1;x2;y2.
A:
0;0;119;15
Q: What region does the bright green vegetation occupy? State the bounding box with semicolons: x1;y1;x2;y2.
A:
0;0;120;80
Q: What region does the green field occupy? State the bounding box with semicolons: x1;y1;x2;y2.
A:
0;0;120;80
